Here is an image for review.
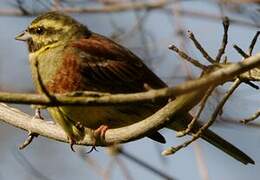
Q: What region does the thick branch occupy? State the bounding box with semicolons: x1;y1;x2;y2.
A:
0;87;205;146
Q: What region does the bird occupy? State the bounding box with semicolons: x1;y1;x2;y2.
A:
15;11;254;165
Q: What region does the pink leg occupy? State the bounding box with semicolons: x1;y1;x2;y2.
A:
94;125;109;141
85;125;109;154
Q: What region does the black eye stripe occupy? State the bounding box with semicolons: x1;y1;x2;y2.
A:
28;26;44;34
28;26;62;35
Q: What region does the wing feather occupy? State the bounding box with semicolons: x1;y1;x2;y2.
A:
71;32;166;93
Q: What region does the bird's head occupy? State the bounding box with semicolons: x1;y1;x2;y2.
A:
15;11;90;52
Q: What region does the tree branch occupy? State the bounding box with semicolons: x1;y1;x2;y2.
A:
0;87;205;146
0;54;259;106
0;54;259;147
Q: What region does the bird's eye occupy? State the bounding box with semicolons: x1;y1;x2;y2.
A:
36;27;44;35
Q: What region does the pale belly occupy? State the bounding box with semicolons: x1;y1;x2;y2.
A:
48;105;154;129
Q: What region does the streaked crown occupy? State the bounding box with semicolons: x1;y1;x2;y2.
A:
16;11;90;52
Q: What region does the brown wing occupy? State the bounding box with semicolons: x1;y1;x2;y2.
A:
70;32;167;93
70;32;167;143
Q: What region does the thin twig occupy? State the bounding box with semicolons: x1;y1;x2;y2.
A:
119;149;174;180
188;31;215;63
238;77;259;89
233;31;260;89
162;79;242;156
240;110;260;124
176;86;215;137
215;17;229;62
233;45;249;58
248;31;260;56
168;44;207;70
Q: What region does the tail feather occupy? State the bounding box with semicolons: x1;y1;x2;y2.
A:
167;113;254;164
201;129;254;165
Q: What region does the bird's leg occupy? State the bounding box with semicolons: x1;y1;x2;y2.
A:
94;125;109;141
19;107;45;149
85;125;109;154
33;107;43;120
69;122;86;152
68;136;77;152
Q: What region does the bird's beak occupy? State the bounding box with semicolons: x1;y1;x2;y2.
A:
15;30;31;41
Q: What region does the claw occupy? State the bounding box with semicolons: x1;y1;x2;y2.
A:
68;137;77;152
83;125;109;154
70;143;75;152
19;109;43;149
19;131;38;150
86;146;98;154
33;108;44;120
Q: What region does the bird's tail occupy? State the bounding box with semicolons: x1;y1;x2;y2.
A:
201;129;254;165
164;90;254;164
167;113;254;165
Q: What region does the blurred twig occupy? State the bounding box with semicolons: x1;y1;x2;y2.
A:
194;143;209;180
114;157;134;180
0;1;259;28
118;148;174;180
0;0;173;15
12;150;52;180
240;110;260;124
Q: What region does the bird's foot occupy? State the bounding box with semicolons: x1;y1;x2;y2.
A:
33;108;44;120
31;105;47;120
94;125;108;142
85;125;109;154
19;131;39;150
86;139;98;154
67;122;90;152
19;108;44;149
68;136;78;152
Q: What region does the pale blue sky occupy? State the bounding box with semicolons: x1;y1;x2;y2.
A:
0;1;259;180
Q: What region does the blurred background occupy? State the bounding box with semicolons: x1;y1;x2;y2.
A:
0;0;259;179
